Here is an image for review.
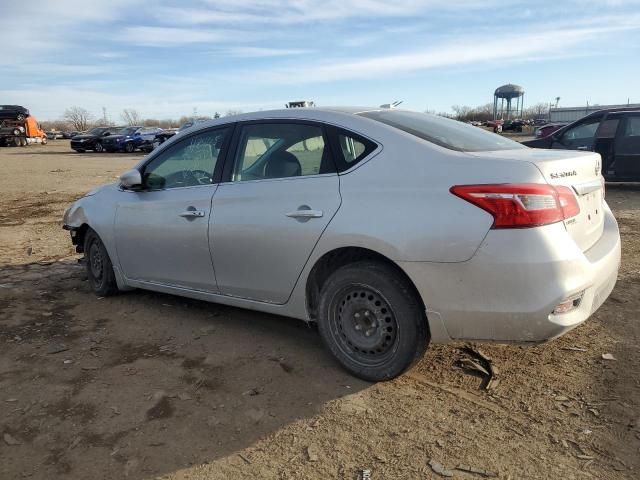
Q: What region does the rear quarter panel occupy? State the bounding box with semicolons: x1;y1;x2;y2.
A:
317;136;546;263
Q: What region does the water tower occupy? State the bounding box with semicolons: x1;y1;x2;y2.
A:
493;84;524;120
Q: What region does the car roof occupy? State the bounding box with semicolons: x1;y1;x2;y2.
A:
174;107;389;137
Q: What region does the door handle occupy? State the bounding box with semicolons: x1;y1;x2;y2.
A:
179;210;205;218
286;209;323;219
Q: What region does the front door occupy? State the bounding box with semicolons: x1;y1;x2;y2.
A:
114;127;231;292
614;114;640;180
210;121;341;304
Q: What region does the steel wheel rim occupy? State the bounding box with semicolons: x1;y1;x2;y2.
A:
88;241;104;282
329;284;399;367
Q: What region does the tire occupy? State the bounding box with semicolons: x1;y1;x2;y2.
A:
124;142;135;153
19;137;27;147
16;113;25;121
94;142;104;153
83;229;119;297
41;136;47;145
317;261;429;381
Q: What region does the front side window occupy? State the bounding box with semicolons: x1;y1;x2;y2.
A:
142;128;229;189
232;123;333;181
561;119;600;143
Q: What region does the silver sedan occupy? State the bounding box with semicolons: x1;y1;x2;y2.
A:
63;107;621;381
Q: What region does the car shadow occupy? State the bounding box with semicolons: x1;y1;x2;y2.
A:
0;261;369;479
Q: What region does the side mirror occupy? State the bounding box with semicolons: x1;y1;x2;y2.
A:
120;169;142;189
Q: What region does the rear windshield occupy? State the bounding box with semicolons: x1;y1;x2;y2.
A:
358;110;526;152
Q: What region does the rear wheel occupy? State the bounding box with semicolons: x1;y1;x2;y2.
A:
317;261;429;381
94;141;104;153
41;136;47;145
124;142;135;153
19;137;27;147
16;113;25;121
83;229;119;297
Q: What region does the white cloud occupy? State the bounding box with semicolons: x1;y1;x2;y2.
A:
243;21;640;84
225;47;312;57
154;0;497;26
119;26;241;47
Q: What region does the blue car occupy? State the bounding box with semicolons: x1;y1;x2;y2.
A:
102;126;163;153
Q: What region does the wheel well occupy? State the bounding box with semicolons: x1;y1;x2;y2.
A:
72;223;90;253
305;247;426;322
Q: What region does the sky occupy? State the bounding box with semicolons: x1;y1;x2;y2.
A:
2;0;640;121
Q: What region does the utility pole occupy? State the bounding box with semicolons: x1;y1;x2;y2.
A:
102;107;107;124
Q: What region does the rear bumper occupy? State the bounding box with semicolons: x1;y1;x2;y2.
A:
400;204;621;343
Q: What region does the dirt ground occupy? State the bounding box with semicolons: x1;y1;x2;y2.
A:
1;142;639;480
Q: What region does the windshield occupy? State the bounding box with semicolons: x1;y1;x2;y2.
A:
119;127;138;136
359;110;526;152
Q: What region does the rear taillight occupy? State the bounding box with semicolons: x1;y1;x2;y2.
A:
450;183;580;229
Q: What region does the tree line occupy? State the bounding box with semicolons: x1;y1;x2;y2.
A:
448;102;550;122
40;107;243;132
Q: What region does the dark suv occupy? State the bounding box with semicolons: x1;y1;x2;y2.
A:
524;108;640;181
0;105;30;121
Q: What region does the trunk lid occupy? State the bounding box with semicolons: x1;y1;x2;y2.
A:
469;148;605;252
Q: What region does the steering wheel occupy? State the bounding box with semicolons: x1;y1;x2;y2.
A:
183;169;211;185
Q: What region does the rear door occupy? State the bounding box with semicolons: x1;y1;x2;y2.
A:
209;121;341;304
613;113;640;180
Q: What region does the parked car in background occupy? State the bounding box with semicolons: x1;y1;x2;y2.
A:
46;131;65;140
177;119;209;134
102;126;162;153
486;119;504;133
64;131;81;139
63;107;620;381
534;123;564;139
524;107;640;181
140;128;179;153
502;119;526;132
70;126;122;153
0;105;30;121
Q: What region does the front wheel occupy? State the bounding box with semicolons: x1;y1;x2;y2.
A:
124;142;135;153
41;136;48;145
317;261;429;381
94;142;104;152
16;113;25;121
83;229;119;296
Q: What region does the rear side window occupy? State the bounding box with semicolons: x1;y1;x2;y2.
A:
623;116;640;137
232;123;334;181
358;110;524;152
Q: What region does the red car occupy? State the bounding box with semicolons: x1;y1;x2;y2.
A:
534;123;564;138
